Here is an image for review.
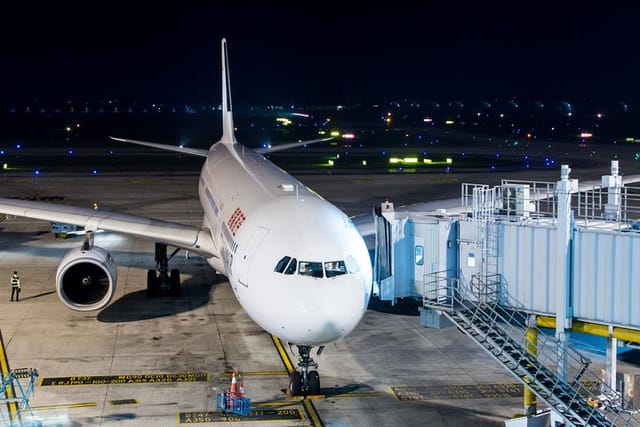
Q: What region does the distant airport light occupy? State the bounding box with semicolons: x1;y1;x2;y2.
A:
318;130;326;135
445;120;455;125
66;126;71;132
423;117;433;123
580;132;593;138
625;137;636;142
328;159;334;166
446;158;453;164
597;113;603;118
362;160;367;166
330;131;340;137
403;157;418;164
34;170;40;175
2;163;7;170
92;169;98;175
276;117;292;126
389;157;401;164
292;113;309;118
424;159;432;164
342;133;355;139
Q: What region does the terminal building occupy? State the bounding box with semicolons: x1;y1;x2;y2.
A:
372;161;640;426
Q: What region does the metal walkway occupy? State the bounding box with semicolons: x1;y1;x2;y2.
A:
423;273;640;426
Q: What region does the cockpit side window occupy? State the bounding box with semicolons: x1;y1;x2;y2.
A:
325;260;347;278
284;258;297;275
274;256;291;273
299;261;323;278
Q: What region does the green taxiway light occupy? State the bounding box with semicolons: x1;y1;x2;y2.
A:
423;158;432;164
403;157;418;164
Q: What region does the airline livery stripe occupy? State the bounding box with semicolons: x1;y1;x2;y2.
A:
205;189;219;216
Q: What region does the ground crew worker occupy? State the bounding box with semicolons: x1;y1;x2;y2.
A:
10;271;20;302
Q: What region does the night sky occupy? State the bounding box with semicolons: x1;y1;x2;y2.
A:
2;2;638;105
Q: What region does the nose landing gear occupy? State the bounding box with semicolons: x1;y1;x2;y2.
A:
288;345;324;396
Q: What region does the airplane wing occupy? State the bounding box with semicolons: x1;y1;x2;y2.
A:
0;197;218;258
109;136;209;157
254;137;333;154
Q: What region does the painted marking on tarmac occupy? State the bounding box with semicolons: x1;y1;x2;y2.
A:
32;402;97;411
271;335;323;427
40;372;209;386
177;408;304;424
391;381;602;401
220;370;288;377
109;398;138;406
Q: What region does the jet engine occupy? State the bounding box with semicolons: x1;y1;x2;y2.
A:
55;245;117;311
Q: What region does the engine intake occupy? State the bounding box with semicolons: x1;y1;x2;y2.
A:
56;245;117;311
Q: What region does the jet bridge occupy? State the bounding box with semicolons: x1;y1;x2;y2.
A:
373;160;640;425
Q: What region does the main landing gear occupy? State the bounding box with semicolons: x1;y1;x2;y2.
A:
288;345;324;396
147;243;181;297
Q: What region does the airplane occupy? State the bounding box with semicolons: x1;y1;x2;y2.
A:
0;38;373;396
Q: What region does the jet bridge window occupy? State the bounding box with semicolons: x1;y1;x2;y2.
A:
298;261;324;278
324;261;347;278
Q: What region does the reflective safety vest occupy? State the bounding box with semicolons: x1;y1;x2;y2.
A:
11;275;20;288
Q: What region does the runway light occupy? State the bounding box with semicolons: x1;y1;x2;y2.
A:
423;158;432;164
403;157;418;164
342;133;355;139
362;160;367;166
445;120;455;125
330;131;340;137
446;158;453;164
2;163;7;170
328;159;334;166
580;132;593;138
389;157;401;164
318;130;326;135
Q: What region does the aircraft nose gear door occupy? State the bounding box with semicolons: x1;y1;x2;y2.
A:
237;226;270;287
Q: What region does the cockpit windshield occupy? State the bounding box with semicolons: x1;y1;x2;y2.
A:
274;256;358;278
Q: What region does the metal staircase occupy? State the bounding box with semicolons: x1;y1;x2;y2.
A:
423;272;640;426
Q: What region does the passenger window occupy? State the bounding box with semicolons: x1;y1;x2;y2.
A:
325;260;347;278
284;258;297;275
274;256;291;273
299;261;323;278
344;255;360;273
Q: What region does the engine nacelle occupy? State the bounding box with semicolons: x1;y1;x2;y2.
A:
56;245;117;311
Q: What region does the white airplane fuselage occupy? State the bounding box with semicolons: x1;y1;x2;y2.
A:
199;141;373;346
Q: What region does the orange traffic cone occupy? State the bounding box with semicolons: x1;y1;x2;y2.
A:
229;371;238;397
239;381;245;397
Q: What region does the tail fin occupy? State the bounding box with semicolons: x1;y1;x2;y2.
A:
221;38;235;144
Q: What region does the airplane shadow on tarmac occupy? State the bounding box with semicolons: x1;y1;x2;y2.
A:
97;274;220;323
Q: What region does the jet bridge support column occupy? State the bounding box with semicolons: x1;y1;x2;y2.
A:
606;328;618;393
555;165;577;380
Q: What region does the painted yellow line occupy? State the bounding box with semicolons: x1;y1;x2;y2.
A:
270;335;295;374
0;330;19;423
270;335;322;427
220;371;288;377
32;402;97;411
303;399;322;426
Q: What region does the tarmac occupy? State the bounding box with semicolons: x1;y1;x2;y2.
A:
1;165;639;426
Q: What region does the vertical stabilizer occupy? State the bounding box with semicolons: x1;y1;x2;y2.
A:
221;38;236;144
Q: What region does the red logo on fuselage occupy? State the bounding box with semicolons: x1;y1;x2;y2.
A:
227;207;246;236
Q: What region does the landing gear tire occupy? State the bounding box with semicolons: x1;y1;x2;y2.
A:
308;370;320;395
147;269;158;297
170;268;181;296
289;371;302;396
